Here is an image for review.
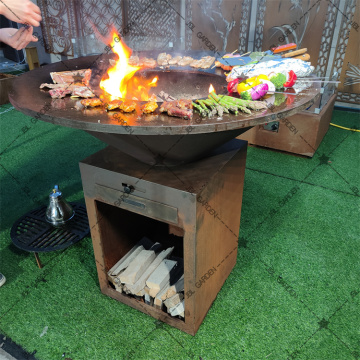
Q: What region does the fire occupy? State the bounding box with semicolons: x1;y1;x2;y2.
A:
148;77;158;86
99;31;157;101
209;84;215;93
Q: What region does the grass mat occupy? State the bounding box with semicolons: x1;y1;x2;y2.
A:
0;106;359;359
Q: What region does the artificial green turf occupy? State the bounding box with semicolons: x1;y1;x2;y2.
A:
0;104;359;359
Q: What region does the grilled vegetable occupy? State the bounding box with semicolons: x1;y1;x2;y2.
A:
240;83;268;100
227;78;240;93
283;70;297;88
270;73;287;90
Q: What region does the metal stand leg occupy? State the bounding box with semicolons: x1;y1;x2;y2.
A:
34;252;43;269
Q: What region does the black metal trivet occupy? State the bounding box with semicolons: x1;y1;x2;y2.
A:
10;202;90;268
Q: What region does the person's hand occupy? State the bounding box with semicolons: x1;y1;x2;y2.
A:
0;26;38;50
0;0;42;27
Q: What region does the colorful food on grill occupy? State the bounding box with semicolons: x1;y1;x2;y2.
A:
141;101;158;114
283;70;297;88
270;73;287;90
80;98;103;108
240;83;268;100
193;91;268;118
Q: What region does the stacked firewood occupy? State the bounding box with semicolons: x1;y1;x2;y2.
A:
107;237;185;319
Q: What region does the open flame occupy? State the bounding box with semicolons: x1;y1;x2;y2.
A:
100;31;157;101
209;84;215;93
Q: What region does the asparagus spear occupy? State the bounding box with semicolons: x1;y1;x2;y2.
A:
210;92;267;110
192;102;206;117
196;100;210;116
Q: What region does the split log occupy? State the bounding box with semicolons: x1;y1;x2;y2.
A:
149;242;163;253
146;259;177;297
144;293;153;306
166;275;184;299
120;250;156;285
164;293;184;309
125;247;174;295
108;237;154;284
154;283;171;309
169;300;184;317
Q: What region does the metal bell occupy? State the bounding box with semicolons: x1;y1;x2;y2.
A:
45;185;75;226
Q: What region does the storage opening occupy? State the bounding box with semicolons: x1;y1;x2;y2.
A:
95;201;185;320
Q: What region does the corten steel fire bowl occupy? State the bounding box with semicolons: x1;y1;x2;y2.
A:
9;53;321;166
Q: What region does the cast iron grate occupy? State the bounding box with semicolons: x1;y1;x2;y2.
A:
11;202;89;253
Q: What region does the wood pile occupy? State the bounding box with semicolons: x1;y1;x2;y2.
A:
107;237;185;319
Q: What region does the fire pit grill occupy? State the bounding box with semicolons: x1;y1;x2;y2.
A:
9;51;322;165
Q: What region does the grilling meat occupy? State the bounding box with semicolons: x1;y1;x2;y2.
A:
159;100;192;112
190;59;203;68
50;69;92;86
157;53;172;65
120;101;136;112
159;100;193;119
40;83;70;89
201;56;215;68
71;86;95;98
168;56;182;65
167;107;193;119
141;101;158;114
177;56;194;66
140;58;157;68
49;88;72;99
128;55;139;66
106;100;136;112
190;56;215;69
106;99;122;111
80;98;103;108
